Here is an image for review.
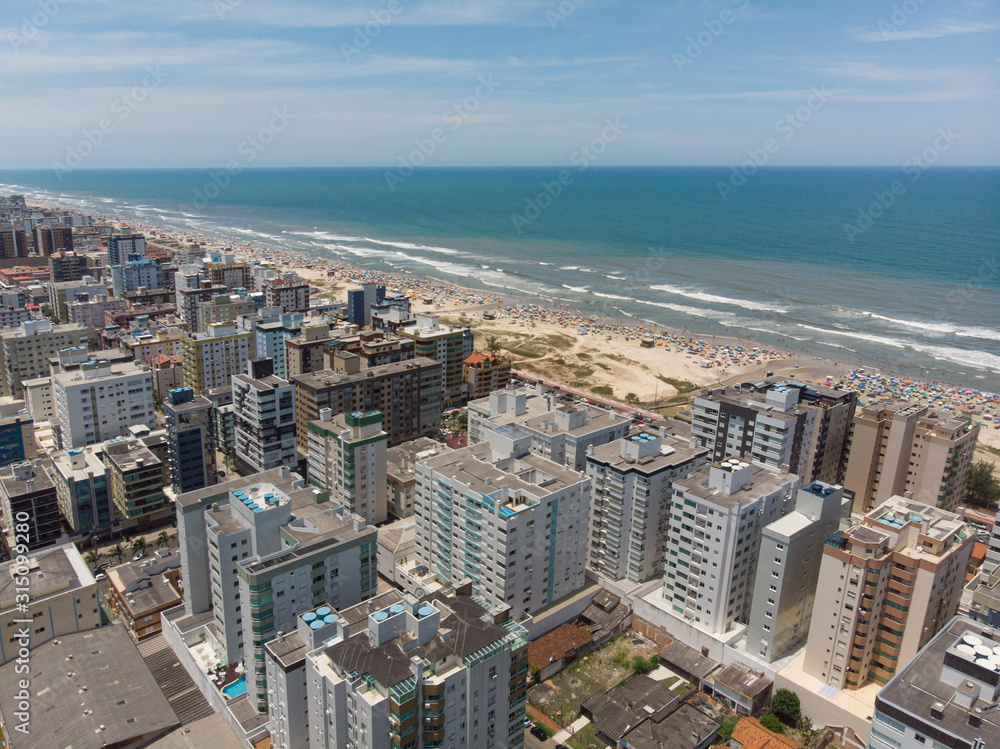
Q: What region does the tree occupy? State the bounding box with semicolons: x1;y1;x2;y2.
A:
759;713;784;733
84;550;103;572
770;688;801;726
967;461;1000;509
485;335;502;355
631;654;660;675
718;715;740;742
131;537;149;556
155;531;174;549
108;543;126;565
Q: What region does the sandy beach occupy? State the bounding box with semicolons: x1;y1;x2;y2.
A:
27;199;1000;464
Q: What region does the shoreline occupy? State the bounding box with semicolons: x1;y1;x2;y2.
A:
20;197;1000;456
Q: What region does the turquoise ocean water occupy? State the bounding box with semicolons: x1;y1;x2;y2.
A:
1;167;997;385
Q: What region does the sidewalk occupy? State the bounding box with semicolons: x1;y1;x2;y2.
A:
552;715;591;744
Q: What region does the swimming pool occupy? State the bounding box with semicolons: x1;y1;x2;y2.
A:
221;674;247;698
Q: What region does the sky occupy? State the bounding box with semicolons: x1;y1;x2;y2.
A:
1;0;998;168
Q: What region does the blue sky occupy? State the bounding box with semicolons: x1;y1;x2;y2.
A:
2;0;998;167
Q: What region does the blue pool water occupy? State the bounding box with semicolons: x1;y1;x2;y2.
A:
222;674;247;698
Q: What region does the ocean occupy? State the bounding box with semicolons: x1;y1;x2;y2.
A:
1;167;997;386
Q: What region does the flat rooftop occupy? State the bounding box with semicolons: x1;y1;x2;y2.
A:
877;616;1000;746
292;357;441;389
0;543;94;609
588;431;708;474
675;464;796;509
421;442;586;498
387;437;450;481
0;624;180;749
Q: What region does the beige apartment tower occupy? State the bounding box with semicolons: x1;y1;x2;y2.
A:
803;495;972;690
842;400;979;514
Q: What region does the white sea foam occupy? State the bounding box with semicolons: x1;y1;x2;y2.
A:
363;237;465;255
846;310;1000;342
561;284;590;293
592;292;630;301
650;284;789;313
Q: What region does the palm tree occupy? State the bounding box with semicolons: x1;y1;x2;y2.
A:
131;537;149;556
485;335;502;355
108;543;126;565
84;550;103;572
155;531;173;549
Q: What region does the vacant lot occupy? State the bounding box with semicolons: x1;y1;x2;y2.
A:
528;633;659;728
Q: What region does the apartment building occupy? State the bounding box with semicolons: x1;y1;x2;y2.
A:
109;257;161;295
67;294;124;328
661;461;799;635
470;387;629;471
199;293;256;330
232;359;297;474
0;320;88;397
48;250;87;282
105;551;183;642
252;312;308;379
398;314;473;409
586;430;709;583
302;590;528;749
346;281;385;327
174;471;379;713
745;480;851;663
0;409;37;469
0;227;28;258
870;615;1000;749
164;386;217;494
34;224;73;255
48;278;107;321
51;359;155;449
0;543;100;664
842;401;980;513
292;356;443;454
387;437;451;519
205;257;250;290
414;437;591;619
264;278;310;313
0;460;62;551
106;232;146;265
803;496;972;690
320;329;415;372
691;378;857;484
122;327;185;364
307;409;388;526
464;352;512;400
181;322;256;392
103;436;169;525
50;444;115;536
175;267;228;331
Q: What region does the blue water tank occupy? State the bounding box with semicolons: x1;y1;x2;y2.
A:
302;612;316;622
389;604;405;615
373;611;388;622
316;606;331;617
418;606;434;618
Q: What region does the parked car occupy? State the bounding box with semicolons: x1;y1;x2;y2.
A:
133;551;147;561
529;726;548;741
95;573;106;582
523;718;532;727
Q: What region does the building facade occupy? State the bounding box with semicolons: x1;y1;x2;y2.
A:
164;386;217;494
232;359;297;474
181;322;256;392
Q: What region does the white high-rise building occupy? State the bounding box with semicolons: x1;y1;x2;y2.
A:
586;429;709;583
0;320;89;398
52;359;155;448
302;589;529;749
307;409;388;526
414;433;591;619
173;470;379;714
662;460;799;635
469;387;628;471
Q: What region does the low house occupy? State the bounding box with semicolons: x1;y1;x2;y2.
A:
710;661;773;716
619;703;720;749
729;716;802;749
105;549;183;641
581;675;679;745
658;639;721;691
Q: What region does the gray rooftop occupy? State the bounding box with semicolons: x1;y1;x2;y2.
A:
0;624;180;749
0;543;93;610
712;661;772;699
581;675;679;741
620;703;720;749
387;437;449;483
674;464;796;509
658;639;721;681
588;431;708;475
876;615;1000;747
421;442;586;497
